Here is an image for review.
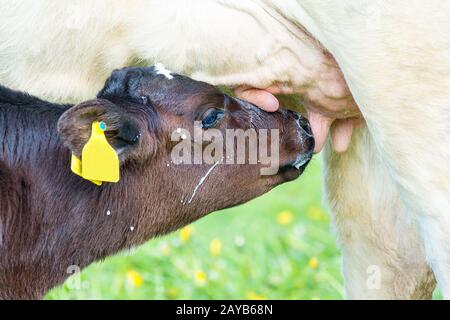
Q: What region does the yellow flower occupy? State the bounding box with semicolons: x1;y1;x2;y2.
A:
167;287;179;299
308;257;319;269
307;206;328;221
276;210;294;225
159;243;171;256
180;225;194;242
126;270;144;287
209;239;222;257
194;270;207;286
246;291;268;300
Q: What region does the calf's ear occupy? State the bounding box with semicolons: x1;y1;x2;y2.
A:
57;99;142;161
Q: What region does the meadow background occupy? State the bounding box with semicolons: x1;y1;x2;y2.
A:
45;157;443;300
46;158;347;300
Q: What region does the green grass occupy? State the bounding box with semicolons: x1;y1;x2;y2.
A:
45;159;343;299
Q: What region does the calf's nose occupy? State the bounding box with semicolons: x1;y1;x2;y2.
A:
291;111;312;137
288;111;314;152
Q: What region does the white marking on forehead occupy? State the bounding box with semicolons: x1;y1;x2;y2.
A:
154;63;173;80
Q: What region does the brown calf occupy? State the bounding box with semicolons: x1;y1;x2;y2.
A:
0;66;314;299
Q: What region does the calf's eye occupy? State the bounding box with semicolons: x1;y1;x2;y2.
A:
201;108;225;129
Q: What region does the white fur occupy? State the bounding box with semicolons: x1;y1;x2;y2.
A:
154;63;173;80
0;0;449;299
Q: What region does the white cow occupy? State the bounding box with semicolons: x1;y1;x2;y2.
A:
0;0;448;299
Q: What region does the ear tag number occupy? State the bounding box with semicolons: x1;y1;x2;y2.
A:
80;121;120;183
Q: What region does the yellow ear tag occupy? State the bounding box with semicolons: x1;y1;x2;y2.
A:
80;121;120;183
70;154;102;186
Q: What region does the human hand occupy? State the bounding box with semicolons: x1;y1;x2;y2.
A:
234;87;359;153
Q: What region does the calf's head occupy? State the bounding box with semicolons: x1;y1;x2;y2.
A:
58;66;314;234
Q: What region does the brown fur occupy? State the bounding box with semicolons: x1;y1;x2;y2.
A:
0;66;313;299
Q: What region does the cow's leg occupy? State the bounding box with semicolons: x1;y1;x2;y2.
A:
297;0;450;298
351;109;450;298
324;125;436;299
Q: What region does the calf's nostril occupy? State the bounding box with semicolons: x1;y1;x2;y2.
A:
296;116;312;136
306;136;315;152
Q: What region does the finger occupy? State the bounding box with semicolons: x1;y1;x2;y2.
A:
234;88;279;112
